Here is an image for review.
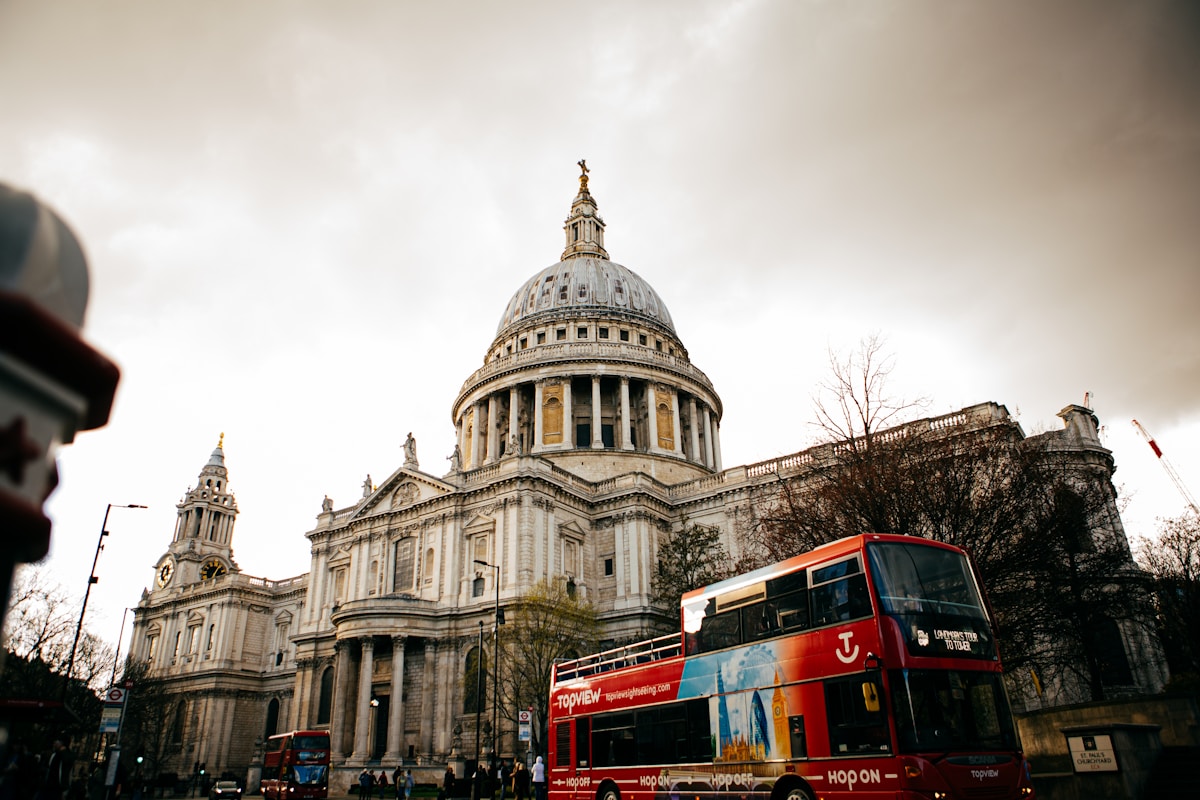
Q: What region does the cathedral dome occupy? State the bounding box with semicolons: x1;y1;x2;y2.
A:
495;258;675;336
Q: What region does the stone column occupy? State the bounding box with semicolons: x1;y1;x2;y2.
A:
620;377;633;450
647;382;659;453
671;389;683;455
330;640;354;758
307;556;326;625
508;386;520;452
424;638;439;758
472;401;486;468
457;414;466;463
688;397;701;464
292;658;313;730
562;378;574;448
351;637;375;762
703;406;716;469
591;375;603;448
486;395;499;464
532;381;544;454
384;635;406;762
712;417;723;471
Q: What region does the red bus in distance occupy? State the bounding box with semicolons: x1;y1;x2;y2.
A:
548;533;1034;800
261;730;330;800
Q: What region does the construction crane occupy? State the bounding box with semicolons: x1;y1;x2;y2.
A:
1131;419;1200;516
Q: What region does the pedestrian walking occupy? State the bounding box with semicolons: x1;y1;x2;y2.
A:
442;766;454;800
39;735;73;800
530;757;545;800
471;765;486;800
497;762;509;800
391;767;403;800
358;769;373;800
403;771;414;800
510;763;529;800
377;771;388;799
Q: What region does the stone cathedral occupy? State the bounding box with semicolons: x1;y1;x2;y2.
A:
128;167;1163;791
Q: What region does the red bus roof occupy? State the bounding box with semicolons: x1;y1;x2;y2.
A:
680;533;963;607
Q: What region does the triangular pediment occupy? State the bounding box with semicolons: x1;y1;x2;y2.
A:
464;512;496;535
327;545;352;568
352;466;456;519
559;520;587;540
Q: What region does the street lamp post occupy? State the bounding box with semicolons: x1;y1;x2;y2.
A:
63;502;147;701
111;606;135;686
473;560;502;769
474;619;483;778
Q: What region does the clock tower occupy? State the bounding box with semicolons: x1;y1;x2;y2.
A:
153;434;240;590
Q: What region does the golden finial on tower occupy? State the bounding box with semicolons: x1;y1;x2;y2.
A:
218;432;225;449
578;159;589;191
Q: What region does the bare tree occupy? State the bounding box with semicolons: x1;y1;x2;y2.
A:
2;566;78;667
739;340;1154;705
1;566;114;748
811;334;928;449
497;580;599;757
114;658;178;781
1136;513;1200;688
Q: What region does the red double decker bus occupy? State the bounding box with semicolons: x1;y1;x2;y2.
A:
548;533;1034;800
261;730;331;800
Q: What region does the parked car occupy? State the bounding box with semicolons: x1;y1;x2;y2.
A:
211;781;243;800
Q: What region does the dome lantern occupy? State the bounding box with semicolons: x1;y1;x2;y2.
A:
561;159;608;261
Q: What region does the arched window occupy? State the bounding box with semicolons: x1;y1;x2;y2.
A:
169;701;186;745
264;698;280;738
317;667;334;725
463;646;487;714
1095;617;1134;687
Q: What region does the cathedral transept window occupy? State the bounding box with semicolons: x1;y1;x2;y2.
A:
394;539;415;592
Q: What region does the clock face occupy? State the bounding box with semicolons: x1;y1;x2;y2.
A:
201;559;227;580
157;560;174;587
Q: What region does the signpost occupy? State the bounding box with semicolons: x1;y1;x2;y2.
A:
518;710;531;742
98;682;134;789
1067;734;1119;773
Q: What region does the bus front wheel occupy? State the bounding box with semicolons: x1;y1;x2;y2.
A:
774;779;812;800
597;782;620;800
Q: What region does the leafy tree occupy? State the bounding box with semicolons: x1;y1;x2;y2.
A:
1136;513;1200;688
650;519;734;609
496;580;599;758
737;338;1154;705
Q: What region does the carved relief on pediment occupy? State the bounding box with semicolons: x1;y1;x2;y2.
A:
390;482;419;509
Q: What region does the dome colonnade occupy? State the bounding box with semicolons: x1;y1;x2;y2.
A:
451;164;723;477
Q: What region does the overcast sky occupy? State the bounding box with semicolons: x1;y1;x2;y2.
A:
3;0;1197;661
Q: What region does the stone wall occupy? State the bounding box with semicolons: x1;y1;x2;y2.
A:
1016;694;1199;800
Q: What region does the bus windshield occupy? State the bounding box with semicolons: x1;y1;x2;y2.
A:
868;541;996;659
890;669;1019;753
292;766;328;786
